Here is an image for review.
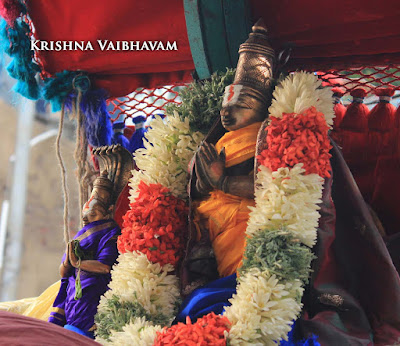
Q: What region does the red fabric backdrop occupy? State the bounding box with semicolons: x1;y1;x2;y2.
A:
27;0;194;97
250;0;400;70
27;1;400;94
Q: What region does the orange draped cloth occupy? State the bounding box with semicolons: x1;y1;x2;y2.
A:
195;122;261;277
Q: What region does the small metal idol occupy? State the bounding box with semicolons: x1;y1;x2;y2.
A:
49;145;133;338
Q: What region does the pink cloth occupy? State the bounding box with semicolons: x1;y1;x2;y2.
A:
0;311;99;345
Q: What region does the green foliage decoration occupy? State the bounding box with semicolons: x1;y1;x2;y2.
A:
165;69;236;134
240;228;315;286
95;295;177;340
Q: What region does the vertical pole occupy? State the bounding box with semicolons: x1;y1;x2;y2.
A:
0;99;34;301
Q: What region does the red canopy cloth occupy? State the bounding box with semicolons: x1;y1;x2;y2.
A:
27;0;400;96
249;0;400;70
27;0;194;97
0;311;100;346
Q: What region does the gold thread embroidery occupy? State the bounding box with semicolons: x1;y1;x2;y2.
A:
50;314;65;322
51;307;65;315
318;293;344;307
76;222;114;242
88;324;97;332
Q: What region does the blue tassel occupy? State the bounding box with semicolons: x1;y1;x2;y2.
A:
129;127;146;153
42;70;84;112
128;115;147;153
0;18;40;100
111;121;130;149
112;132;130;149
80;89;112;147
44;71;112;147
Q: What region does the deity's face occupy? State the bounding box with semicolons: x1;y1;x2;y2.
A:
82;197;108;226
220;105;265;131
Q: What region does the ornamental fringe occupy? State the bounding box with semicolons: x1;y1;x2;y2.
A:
226;72;332;344
129;112;204;201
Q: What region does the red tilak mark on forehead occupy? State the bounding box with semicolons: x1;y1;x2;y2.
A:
227;85;235;103
83;196;94;211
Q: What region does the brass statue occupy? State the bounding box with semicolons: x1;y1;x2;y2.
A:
195;19;274;200
49;145;133;338
188;18;275;281
182;18;400;345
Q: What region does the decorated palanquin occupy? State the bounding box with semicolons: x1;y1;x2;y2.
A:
1;0;400;345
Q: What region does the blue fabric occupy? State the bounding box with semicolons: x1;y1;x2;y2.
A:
49;220;120;332
61;86;112;147
281;326;320;346
112;121;125;130
175;273;319;345
175;274;237;323
132;115;146;124
64;324;94;339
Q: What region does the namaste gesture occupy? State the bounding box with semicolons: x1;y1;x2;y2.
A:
195;142;226;193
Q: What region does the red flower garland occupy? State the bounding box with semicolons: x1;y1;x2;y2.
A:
117;181;188;267
258;106;332;177
154;313;230;346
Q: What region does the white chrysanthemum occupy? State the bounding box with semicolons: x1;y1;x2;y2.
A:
129;113;204;202
98;252;180;319
246;164;324;247
268;72;334;128
225;269;303;346
100;317;161;346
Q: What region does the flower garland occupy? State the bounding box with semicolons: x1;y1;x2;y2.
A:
95;112;204;344
96;72;333;345
129;112;204;201
118;181;188;267
154;313;230;345
224;71;332;345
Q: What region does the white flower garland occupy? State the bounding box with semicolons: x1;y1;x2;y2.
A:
96;114;204;344
247;164;324;248
268;71;334;128
100;317;162;346
129;112;204;202
225;72;333;345
225;269;303;346
98;252;180;318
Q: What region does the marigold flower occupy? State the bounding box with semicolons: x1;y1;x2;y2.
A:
154;313;231;346
118;181;188;266
258;107;332;177
268;71;334;128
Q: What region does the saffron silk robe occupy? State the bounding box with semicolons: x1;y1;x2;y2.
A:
194;122;261;277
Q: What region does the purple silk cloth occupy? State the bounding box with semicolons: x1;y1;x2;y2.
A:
48;219;120;332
